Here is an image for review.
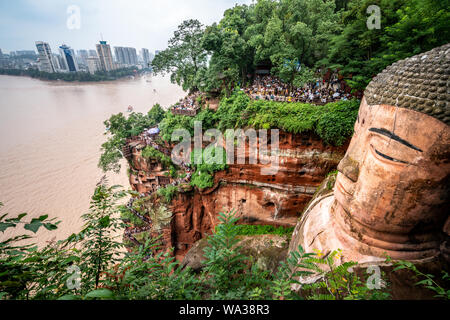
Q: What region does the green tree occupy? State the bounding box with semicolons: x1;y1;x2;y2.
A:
99;105;163;173
326;0;449;90
263;0;339;90
147;103;166;124
0;202;66;300
65;184;126;292
383;0;450;61
202;4;255;94
152;19;207;92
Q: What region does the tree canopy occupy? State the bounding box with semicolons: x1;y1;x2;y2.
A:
152;0;450;93
151;19;207;92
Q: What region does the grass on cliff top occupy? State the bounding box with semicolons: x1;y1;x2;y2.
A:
159;90;360;147
215;90;360;146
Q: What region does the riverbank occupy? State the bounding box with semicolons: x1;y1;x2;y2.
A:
0;67;149;82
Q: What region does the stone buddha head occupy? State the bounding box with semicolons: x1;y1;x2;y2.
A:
333;44;450;260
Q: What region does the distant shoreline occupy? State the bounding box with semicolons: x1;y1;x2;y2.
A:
0;67;150;83
0;73;144;84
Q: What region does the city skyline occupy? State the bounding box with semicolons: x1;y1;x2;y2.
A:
1;37;155;73
2;40;158;57
0;0;253;53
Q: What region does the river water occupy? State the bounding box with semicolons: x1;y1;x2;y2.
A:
0;74;185;246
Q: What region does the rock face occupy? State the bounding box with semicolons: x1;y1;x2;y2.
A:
124;130;348;260
181;234;291;273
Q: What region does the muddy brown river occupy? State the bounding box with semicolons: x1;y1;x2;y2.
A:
0;74;185;246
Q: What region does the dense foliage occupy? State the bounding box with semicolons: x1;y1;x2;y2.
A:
98;104;166;173
160;90;359;147
158;108;216;142
100;90;358;173
156;185;179;204
0;185;127;300
1;200;400;300
217;90;360;146
0;67;142;82
153;0;450;94
190;147;228;189
329;0;450;89
141;146;173;168
151;19;207;91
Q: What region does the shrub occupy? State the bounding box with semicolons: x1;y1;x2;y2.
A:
235;225;295;237
119;207;145;227
190;146;227;189
392;260;450;299
214;90;251;131
244;98;359;146
315;100;360;146
141;146;172;168
210;90;360;146
190;171;215;189
157;185;179;203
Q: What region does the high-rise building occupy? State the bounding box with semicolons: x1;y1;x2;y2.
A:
96;41;115;72
114;46;138;66
88;50;98;58
77;50;89;65
141;48;151;66
51;54;63;71
15;50;36;56
51;54;68;72
0;48;3;59
86;57;100;74
127;47;138;65
35;41;55;73
114;47;126;65
59;44;79;72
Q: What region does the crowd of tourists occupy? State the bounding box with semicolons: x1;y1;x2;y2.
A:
126;197;151;224
243;75;354;104
172;93;201;113
124;225;151;237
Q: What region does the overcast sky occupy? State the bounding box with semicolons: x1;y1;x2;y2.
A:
0;0;254;53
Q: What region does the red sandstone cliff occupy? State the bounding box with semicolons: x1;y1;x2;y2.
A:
123;130;349;261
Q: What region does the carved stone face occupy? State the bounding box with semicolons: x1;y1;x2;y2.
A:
334;97;450;256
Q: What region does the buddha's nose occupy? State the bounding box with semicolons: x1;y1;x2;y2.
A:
337;155;360;183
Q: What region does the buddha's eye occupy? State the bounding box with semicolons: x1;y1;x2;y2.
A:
371;144;409;165
368;127;422;166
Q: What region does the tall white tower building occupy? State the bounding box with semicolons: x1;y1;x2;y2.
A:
96;41;115;72
35;41;55;73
